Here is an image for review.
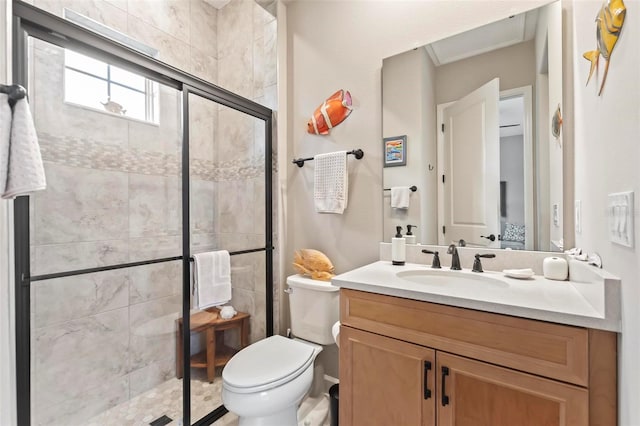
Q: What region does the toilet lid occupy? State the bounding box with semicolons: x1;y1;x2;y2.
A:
223;335;315;391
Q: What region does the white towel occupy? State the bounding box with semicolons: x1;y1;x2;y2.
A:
314;151;348;214
1;97;46;199
193;250;231;309
0;95;11;198
390;186;411;209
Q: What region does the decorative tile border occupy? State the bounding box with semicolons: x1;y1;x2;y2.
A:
39;132;278;181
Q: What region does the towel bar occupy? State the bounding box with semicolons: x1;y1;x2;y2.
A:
0;84;27;109
292;149;364;168
384;186;417;192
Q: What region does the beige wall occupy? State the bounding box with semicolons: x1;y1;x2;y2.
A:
382;48;437;244
283;0;550;381
435;39;536;104
284;1;638;423
572;1;639;425
283;0;548;276
536;0;564;250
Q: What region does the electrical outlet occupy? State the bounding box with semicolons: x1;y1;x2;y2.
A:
575;200;582;234
608;191;634;247
552;204;559;227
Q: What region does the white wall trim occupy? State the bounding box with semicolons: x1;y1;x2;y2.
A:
501;85;534;250
436;101;453;245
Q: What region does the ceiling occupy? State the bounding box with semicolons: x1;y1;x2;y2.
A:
422;8;536;139
424;8;539;66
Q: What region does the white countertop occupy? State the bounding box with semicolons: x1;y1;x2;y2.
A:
332;260;621;332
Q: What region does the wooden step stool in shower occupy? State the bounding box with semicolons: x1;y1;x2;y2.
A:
175;308;250;383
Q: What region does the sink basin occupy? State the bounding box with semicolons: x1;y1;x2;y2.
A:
396;269;508;289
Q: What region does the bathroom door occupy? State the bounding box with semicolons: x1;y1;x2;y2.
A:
441;78;500;248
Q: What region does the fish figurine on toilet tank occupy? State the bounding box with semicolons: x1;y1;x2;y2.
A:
293;249;335;281
583;0;626;95
307;89;353;135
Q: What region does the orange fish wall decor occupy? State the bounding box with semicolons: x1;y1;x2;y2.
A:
583;0;626;95
307;89;353;135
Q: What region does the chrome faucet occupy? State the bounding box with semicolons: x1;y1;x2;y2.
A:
447;244;462;270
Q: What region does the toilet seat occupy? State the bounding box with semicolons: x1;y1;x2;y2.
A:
222;335;315;394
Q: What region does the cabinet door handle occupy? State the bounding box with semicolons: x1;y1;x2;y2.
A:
441;366;450;406
423;360;432;399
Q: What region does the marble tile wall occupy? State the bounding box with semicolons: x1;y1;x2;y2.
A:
27;1;277;424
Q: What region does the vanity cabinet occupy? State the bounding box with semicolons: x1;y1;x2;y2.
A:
339;289;617;426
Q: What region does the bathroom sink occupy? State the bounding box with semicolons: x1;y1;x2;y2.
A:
396;269;508;289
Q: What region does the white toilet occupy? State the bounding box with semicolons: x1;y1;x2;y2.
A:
222;274;340;426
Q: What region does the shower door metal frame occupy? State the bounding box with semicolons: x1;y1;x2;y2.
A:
11;1;275;425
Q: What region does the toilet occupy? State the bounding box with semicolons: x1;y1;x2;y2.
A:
222;274;340;426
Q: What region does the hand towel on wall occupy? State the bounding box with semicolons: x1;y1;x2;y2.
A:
0;96;46;199
314;151;348;214
193;250;231;309
390;186;411;209
0;95;11;198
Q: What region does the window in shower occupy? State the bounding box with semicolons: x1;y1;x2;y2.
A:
62;9;160;123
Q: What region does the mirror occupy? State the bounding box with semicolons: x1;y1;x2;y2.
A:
382;1;565;252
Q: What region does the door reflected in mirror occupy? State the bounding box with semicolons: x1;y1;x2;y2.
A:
382;0;564;252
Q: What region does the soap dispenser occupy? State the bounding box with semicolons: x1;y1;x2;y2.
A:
405;225;418;244
392;226;406;266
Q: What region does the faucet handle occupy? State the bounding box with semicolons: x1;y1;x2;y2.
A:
421;249;441;269
472;253;496;273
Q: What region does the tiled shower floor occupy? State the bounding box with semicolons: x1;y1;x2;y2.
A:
85;370;330;426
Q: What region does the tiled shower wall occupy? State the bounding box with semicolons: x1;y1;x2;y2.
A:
26;1;277;424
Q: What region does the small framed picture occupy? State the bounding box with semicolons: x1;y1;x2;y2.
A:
383;135;407;167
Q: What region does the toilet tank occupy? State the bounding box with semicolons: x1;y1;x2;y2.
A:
287;275;339;345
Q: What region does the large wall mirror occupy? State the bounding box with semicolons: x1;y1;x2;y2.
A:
382;0;566;252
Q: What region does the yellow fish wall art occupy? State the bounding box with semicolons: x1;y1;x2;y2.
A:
583;0;627;95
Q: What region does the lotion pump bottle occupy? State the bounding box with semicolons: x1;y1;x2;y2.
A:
392;226;406;266
405;224;418;244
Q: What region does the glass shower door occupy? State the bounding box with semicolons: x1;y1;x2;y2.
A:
187;90;270;424
27;36;185;426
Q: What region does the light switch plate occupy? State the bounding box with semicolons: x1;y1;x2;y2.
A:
608;191;634;247
552;204;559;227
575;200;582;234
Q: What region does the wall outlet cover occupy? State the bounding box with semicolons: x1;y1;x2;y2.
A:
608;191;634;248
552;204;559;227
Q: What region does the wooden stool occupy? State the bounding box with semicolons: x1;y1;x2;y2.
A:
175;308;250;383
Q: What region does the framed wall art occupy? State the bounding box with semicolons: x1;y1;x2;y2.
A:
383;135;407;167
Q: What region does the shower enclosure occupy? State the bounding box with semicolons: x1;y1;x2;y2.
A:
11;1;274;425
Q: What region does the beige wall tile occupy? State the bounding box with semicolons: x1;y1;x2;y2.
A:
33;309;130;409
128;173;182;238
127;14;190;69
190;0;218;58
34;163;129;244
127;0;191;43
33;270;130;328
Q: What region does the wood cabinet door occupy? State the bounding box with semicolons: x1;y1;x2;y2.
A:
340;326;436;426
437;352;589;426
